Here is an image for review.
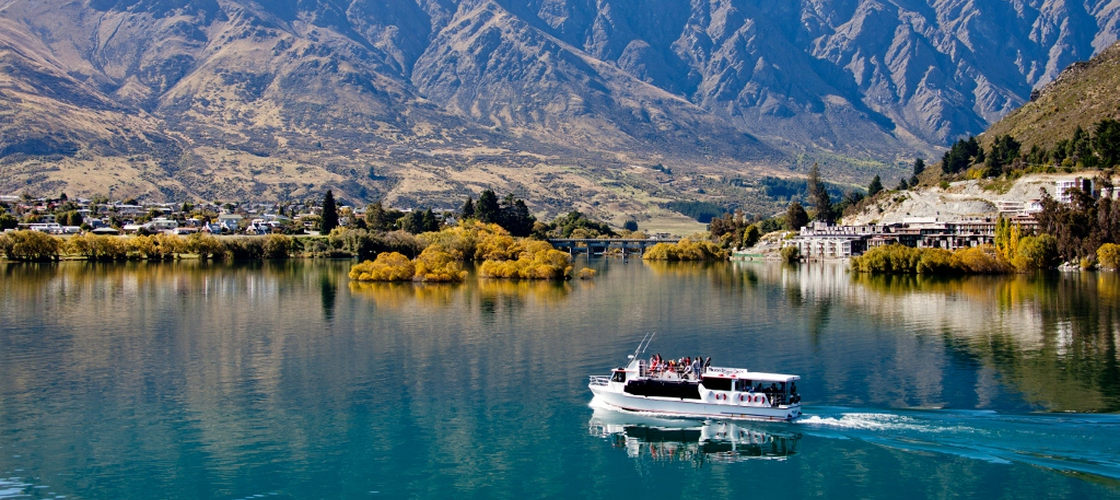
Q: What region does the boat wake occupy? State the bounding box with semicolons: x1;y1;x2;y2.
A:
795;407;1120;480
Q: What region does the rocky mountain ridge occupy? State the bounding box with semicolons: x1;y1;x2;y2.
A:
1;0;1118;222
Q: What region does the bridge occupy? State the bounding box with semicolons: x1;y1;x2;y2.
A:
548;238;680;255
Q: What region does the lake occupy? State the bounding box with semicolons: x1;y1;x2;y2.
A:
1;258;1118;498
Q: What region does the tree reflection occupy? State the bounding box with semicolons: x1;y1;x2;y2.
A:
851;270;1120;412
320;272;337;322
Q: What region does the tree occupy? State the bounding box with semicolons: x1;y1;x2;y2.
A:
1099;243;1120;269
1070;125;1094;166
896;178;909;190
1094;118;1120;168
501;197;535;237
985;135;1021;176
780;244;800;264
868;175;883;197
365;200;395;231
941;136;981;174
785;201;809;230
623;219;639;232
742;224;762;248
912;158;925;177
461;197;475;219
807;163;834;223
909;158;925;186
0;211;16;230
1014;234;1059;271
59;210;83;227
545;211;616;238
476;190;500;224
0;230;61;261
422;208;439;233
320;190;339;234
399;210;424;234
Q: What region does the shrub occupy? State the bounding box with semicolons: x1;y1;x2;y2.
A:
950;245;1012;274
349;252;415;281
479;240;572;279
127;234;185;260
186;233;226;260
224;237;265;260
742;224;761;248
0;230;62;261
475;228;519;261
66;233;128;261
154;233;186;259
577;267;597;279
780;244;800;264
413;246;467;282
1099;243;1120;270
642;238;727;261
1013;234;1059;271
916;248;954;274
263;234;293;259
852;244;1012;274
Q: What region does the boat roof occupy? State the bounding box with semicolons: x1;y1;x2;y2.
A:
702;366;799;383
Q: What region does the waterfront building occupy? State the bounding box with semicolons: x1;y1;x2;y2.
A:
789;215;1040;259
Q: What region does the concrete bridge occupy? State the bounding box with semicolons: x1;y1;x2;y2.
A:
548;238;680;255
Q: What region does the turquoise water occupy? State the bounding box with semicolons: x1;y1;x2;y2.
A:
1;259;1118;498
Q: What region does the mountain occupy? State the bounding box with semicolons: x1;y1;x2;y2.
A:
983;40;1120;151
843;39;1120;227
1;0;1118;223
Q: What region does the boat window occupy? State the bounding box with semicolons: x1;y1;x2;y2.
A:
734;379;753;391
702;377;732;391
611;371;626;383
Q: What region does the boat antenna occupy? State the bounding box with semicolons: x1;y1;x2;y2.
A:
629;331;655;360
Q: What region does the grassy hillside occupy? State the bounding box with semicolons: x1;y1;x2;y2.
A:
983;42;1120;150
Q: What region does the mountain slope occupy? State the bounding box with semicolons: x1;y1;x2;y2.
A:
983;40;1120;150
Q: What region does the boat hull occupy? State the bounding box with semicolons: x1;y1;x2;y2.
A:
590;383;802;421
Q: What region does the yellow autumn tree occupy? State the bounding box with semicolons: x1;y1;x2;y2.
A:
413;245;467;282
642;238;727;261
66;233;128;261
474;227;520;261
479;239;572;279
1098;243;1120;270
950;244;1012;274
349;252;415;281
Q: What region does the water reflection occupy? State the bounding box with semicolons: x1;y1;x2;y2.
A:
320;272;337;322
348;280;460;308
588;407;800;465
2;259;1119;497
734;261;1120;412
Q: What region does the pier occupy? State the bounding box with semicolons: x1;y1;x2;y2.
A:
548;238;679;256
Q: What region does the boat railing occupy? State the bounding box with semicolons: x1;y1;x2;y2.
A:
588;375;611;387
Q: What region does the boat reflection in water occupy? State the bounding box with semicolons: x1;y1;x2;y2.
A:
588;406;800;465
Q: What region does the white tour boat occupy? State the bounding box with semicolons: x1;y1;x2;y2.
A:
588;334;803;421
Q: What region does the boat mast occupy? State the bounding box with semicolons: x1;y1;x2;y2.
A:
627;332;655;367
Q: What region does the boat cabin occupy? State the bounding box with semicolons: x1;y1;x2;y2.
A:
614;360;801;407
700;367;800;406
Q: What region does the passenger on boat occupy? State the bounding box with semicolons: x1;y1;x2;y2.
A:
691;357;701;379
768;383;780;405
